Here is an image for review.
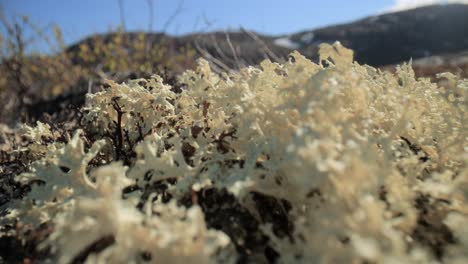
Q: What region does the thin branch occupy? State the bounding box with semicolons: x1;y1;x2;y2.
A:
118;0;126;31
240;27;282;62
111;97;125;160
162;0;185;33
225;31;241;70
146;0;154;32
194;40;232;74
210;34;230;63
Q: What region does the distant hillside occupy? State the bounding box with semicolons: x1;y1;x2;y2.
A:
67;4;468;69
382;49;468;80
66;30;291;72
286;4;468;66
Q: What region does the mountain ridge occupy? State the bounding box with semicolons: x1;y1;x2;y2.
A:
67;4;468;67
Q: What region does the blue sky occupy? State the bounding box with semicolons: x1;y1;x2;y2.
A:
1;0;464;50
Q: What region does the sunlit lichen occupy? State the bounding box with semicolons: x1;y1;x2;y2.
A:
1;42;467;263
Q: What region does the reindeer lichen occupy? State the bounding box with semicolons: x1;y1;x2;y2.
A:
1;42;466;263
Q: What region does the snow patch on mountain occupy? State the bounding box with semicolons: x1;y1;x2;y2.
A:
386;0;468;12
300;32;315;44
274;37;300;49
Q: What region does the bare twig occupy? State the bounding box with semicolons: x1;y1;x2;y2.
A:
210;34;230;63
111;97;125;160
118;0;126;31
240;27;282;62
144;0;154;54
225;31;241;70
87;79;94;94
146;0;154;32
194;40;232;73
22;20;58;53
162;0;185;33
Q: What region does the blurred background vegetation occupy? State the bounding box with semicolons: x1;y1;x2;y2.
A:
0;0;467;125
0;9;197;124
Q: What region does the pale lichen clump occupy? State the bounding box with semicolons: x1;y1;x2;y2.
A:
48;164;232;264
1;42;467;263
